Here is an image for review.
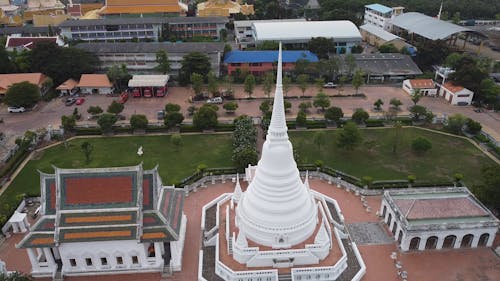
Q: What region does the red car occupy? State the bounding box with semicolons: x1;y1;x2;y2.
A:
75;98;85;105
143;89;152;98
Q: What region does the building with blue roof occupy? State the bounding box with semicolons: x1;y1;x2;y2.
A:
364;3;404;31
224;50;319;76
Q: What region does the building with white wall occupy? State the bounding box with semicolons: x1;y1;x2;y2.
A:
402;79;437;96
380;188;498;252
17;164;187;279
439;82;474;105
251;21;362;54
363;3;404;31
234;19;305;50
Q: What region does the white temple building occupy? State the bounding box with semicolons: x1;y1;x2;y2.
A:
17;164;187;279
199;44;366;281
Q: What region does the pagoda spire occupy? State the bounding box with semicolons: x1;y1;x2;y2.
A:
232;173;242;203
267;42;288;142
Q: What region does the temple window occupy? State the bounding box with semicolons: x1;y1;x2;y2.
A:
100;257;108;266
85;258;92;266
116;256;123;265
132;256;139;264
69;259;77;267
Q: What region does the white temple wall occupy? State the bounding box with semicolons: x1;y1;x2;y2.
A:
170;213;187;271
58;239;162;275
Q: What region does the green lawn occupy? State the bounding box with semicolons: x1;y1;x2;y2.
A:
290;127;497;186
0;134;233;214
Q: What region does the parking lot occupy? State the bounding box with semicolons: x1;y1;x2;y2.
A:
0;85;499;141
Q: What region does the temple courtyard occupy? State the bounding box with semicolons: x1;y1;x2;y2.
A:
1;179;499;281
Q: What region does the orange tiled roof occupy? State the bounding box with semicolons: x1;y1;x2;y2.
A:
77;74;112;88
56;78;78;90
409;79;434;89
100;5;181;14
394;197;488;220
443;82;465;93
142;232;166;239
65;214;132;224
63;230;132;240
0;73;46;93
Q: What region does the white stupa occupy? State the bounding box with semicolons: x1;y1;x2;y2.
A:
235;43;318;248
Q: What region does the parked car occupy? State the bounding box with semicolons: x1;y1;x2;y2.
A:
118;92;128;104
7;106;25;113
323;82;337;88
157;110;165;120
207;97;223;104
75;98;85;105
65;98;76;106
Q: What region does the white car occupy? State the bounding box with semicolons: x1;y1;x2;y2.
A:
207;97;223;104
7;106;25;113
323;82;337;88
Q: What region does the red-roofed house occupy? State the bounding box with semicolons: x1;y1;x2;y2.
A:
439;82;474;105
380;188;498;252
17;164;186;279
0;73;49;96
77;74;113;95
402;79;437;96
5;35;65;51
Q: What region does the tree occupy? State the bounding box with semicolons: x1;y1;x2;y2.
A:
0;45;16;73
207;71;219;96
187;105;197;116
472;165;500;211
374;99;384;111
179;52;211;85
390;98;402;110
411;89;422;105
107;100;124;115
324;106;343;125
232;146;258;170
297;74;309;97
480;78;500;109
411;136;432;154
190;73;204;96
155;50;171;74
97;113;118;133
296;110;307;127
193;104;218;130
170;134;183;151
449;55;488;97
220;28;228;41
338;75;347;95
452;11;461;24
262;72;274;99
409;105;428;121
284;100;292;113
283;76;292;97
351;69;364;95
465;118;482;135
130;114;148;130
0;272;33;281
244;74;256;98
299;101;312;113
165;103;181;113
344;54;356;76
313;131;326;150
61;115;76;132
379;43;399;53
164;112;184;128
317;57;340;82
106;64;131;91
308;37;335;59
446;113;466;134
223;102;238;114
260;100;272;114
87;106;103;116
81;141;93;164
351;108;369;124
313;91;330;112
4;81;41;107
336;121;362;150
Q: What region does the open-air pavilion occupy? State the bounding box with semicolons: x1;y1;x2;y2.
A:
128;75;169;98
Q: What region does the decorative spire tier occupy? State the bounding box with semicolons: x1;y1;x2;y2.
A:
236;43;318;248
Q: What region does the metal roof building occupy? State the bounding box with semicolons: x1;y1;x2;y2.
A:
360;23;401;42
365;3;392;14
224;50;319;64
391;12;471;41
252;20;362;44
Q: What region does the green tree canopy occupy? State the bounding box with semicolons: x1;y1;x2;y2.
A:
107;64;131;91
207;71;219;96
390;98;402;110
164;112;184;128
313;91;331;112
107;100;124;115
324;106;343;124
4;81;41;107
165;103;181;113
411;136;432;154
351;69;364;95
97;113;118;133
87;106;103;115
61;115;76;132
190;73;204;96
81;141;93;164
193;104;218;130
379;43;399;53
297;74;309;97
374;99;384;110
465;118;482;135
351;108;369;124
336;121;363;150
244;74;256;98
262;72;274;98
446;113;466;134
155;50;170;74
180;52;211;85
308;37;335;59
472;165;500;212
0;45;16;73
223;101;238;113
130;114;148;130
296;110;307;127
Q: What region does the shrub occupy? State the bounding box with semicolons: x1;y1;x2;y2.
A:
411;136;432;154
130;114;148;130
296;110;307;127
465;118;482;135
351;108;369;124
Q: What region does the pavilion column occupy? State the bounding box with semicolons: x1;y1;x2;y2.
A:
43;248;56;267
471;235;480;248
19;221;27;233
11;223;20;233
27;248;39;270
436;236;444;250
154;242;164;266
486;232;495;247
418;236;427;251
400;237;410;251
454;236;462;249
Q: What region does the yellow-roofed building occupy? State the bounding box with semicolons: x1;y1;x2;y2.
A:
99;0;184;17
197;0;254;17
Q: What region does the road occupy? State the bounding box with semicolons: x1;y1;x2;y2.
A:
0;85;498;142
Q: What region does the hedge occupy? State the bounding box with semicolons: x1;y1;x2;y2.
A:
365;119;385;127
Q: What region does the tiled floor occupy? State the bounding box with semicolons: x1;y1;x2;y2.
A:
1;178;499;281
